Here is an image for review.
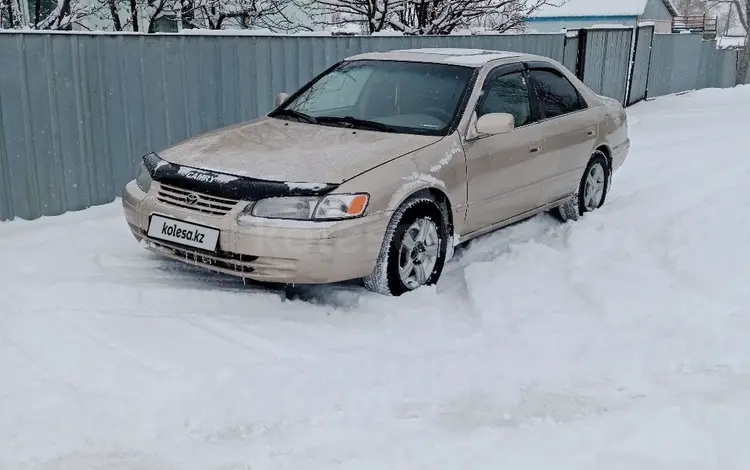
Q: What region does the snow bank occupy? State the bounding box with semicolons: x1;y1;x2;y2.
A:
2;86;750;469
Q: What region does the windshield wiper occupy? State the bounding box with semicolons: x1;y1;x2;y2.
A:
316;116;397;133
269;109;318;124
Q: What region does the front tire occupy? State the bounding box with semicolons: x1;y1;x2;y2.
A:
363;194;449;296
557;150;610;222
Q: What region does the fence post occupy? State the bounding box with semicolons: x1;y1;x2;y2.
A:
575;28;588;81
625;27;640;106
641;30;655;100
0;90;12;221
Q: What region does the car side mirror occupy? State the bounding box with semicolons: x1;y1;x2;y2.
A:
475;113;515;136
275;92;290;108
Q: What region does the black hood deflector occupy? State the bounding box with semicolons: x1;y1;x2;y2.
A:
143;153;339;200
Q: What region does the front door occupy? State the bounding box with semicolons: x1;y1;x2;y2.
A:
462;64;548;235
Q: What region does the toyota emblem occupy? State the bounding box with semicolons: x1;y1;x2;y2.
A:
185;193;199;205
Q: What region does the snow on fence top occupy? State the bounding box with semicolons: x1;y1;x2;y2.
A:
530;0;678;18
0;28;566;37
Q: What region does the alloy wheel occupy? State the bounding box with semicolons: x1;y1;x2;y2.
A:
398;218;440;290
583;162;606;211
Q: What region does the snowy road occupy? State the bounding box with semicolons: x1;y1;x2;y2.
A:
2;87;750;469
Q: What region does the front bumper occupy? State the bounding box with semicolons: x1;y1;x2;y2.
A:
122;180;390;284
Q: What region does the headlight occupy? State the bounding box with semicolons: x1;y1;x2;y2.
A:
239;193;369;222
135;162;152;193
313;194;368;220
250;196;320;220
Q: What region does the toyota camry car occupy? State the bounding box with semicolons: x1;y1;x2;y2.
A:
122;48;630;296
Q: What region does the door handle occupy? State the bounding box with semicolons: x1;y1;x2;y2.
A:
529;144;542;154
586;126;597;137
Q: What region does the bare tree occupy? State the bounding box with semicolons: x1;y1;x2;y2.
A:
299;0;401;34
186;0;299;30
390;0;561;35
1;0;102;29
97;0;170;31
675;0;735;34
730;0;750;83
483;0;562;32
302;0;561;35
674;0;713;14
96;0;301;32
1;0;25;29
389;0;495;34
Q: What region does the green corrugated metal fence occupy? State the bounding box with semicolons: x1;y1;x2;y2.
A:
0;32;567;221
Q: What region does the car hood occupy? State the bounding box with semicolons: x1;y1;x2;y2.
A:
157;117;442;184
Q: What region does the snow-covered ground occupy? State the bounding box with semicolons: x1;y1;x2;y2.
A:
2;86;750;469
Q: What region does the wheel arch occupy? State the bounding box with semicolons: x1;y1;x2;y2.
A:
363;186;453;296
594;144;612;169
389;186;455;240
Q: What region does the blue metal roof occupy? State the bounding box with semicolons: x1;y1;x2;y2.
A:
526;15;638;23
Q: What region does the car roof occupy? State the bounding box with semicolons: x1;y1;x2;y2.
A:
344;48;546;68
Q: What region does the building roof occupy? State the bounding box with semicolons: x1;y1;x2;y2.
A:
345;48;527;67
530;0;678;19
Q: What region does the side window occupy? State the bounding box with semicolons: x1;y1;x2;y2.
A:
528;69;585;119
476;71;533;128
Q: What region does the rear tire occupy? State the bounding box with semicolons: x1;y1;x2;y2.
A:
556;150;610;222
363;194;449;296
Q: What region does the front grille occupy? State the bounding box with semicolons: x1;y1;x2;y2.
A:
146;239;259;273
157;183;239;216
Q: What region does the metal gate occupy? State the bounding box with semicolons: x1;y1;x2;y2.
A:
580;28;635;105
626;25;655;105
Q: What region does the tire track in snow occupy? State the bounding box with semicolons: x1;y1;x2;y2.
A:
0;325;82;394
180;317;316;362
428;369;750;435
51;312;178;378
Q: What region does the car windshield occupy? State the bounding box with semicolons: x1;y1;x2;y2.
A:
271;59;475;136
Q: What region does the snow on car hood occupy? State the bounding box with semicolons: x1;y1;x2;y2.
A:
157;116;442;183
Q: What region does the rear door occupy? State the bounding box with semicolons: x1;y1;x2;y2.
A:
462;63;549;234
524;62;600;205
